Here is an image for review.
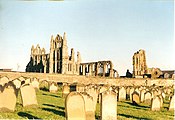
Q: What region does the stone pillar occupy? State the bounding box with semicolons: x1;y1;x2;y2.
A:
44;61;47;73
62;32;68;74
103;63;106;77
109;62;114;78
89;64;92;76
55;50;57;73
96;63;99;76
49;35;54;73
76;51;81;75
82;64;86;76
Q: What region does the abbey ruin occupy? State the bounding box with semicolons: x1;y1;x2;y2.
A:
26;32;174;79
0;32;174;119
26;32;118;78
132;50;174;79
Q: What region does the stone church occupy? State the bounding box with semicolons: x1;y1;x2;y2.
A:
26;32;118;78
26;32;81;75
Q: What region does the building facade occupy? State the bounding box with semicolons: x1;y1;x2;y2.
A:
132;49;174;78
26;32;81;75
132;49;147;77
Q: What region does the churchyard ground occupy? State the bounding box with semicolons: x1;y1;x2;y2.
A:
0;88;174;120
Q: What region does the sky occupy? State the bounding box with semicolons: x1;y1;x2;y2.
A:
0;0;174;76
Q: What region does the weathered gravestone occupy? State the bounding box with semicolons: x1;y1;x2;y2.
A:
100;90;117;120
135;87;140;96
39;80;49;91
140;89;146;103
20;84;38;107
18;76;26;81
31;78;39;90
25;78;31;85
118;87;126;101
169;95;174;111
0;81;17;112
126;87;130;100
81;92;95;120
70;84;77;92
161;92;166;99
12;79;21;89
49;82;58;93
0;85;3;92
65;92;86;120
156;94;163;108
151;96;161;111
132;91;140;105
99;86;108;93
86;86;99;112
0;76;9;86
144;91;152;104
62;83;70;98
129;87;135;101
76;84;85;92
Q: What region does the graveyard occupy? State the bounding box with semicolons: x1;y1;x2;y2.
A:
0;75;174;120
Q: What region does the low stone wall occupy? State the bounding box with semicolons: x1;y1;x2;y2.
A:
0;72;174;86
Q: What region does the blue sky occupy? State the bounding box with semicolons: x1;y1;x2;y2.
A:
0;0;174;75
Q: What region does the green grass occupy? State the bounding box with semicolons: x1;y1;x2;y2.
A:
0;89;174;120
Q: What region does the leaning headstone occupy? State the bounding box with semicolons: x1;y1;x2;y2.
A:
62;83;70;98
132;91;140;105
100;90;117;120
118;87;126;101
20;84;38;107
144;91;152;104
49;82;58;93
169;95;174;111
65;92;86;120
151;96;161;111
0;81;17;112
81;92;95;120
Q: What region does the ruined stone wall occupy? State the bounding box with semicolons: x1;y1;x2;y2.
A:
26;44;48;73
26;32;81;75
3;72;173;86
133;49;147;77
80;60;117;78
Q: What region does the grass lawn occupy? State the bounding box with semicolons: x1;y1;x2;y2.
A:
0;89;174;120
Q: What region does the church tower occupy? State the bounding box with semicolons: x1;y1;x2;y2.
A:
49;35;54;73
133;49;147;77
61;32;69;74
